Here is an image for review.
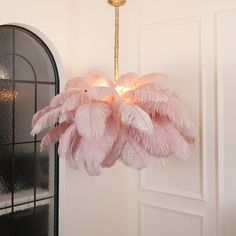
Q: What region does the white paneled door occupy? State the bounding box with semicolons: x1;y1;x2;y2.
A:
128;0;236;236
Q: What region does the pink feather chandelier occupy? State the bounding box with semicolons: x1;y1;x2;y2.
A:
31;0;197;176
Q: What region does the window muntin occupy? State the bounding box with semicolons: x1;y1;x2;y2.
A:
0;25;59;236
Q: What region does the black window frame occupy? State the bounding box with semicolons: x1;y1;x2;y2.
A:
0;24;59;236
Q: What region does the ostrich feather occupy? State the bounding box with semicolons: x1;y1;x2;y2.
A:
72;119;118;175
31;107;62;136
64;76;87;91
119;102;153;133
128;119;190;159
133;73;168;88
72;139;104;175
101;141;120;168
31;71;197;175
115;73;138;88
88;86;119;102
61;93;90;114
139;98;196;143
87;71;114;88
58;123;78;157
135;82;177;98
75;102;112;140
159;100;196;143
67;134;83;169
59;111;75;123
159;120;189;160
40;122;70;151
101;119;121;168
123;83;168;104
99;119;120;168
32;106;52;128
99;118;119;154
102;134;126;168
50;90;79;108
117;134;152;170
127;122;170;157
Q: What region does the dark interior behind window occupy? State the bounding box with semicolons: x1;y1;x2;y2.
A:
0;25;59;236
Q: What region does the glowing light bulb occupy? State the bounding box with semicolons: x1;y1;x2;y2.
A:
115;85;131;95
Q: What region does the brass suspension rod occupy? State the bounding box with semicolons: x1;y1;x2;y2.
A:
114;6;119;81
108;0;126;81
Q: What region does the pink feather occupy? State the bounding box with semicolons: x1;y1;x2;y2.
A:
58;123;78;157
31;70;197;175
59;111;75;123
158;120;189;160
31;106;52;128
72;118;118;175
40;122;71;151
101;119;121;168
68;134;82;169
64;77;87;91
116;134;152;170
50;90;79;108
127;122;170;158
101;145;119;168
139;98;196;143
87;71;114;88
115;73;139;88
123;83;168;104
31;107;62;136
133;73;168;88
61;93;90;114
127;119;190;160
119;102;153;134
72;139;104;175
87;86;119;102
75;102;112;140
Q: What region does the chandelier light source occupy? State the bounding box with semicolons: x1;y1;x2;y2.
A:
31;0;197;176
0;89;18;102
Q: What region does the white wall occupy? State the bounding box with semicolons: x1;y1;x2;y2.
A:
128;1;236;236
0;1;130;236
64;1;130;236
1;0;236;236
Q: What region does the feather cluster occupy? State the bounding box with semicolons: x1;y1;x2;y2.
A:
31;71;197;176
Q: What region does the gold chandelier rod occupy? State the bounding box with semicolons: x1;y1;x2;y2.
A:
108;0;126;81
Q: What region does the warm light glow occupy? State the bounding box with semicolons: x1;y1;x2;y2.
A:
115;85;131;95
93;81;110;87
0;89;18;102
0;68;9;80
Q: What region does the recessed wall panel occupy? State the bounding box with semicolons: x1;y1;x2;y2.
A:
139;17;203;199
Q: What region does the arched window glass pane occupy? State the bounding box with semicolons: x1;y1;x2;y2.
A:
0;25;59;236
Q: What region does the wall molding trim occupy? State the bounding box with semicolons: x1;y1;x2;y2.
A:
137;16;206;201
139;201;205;236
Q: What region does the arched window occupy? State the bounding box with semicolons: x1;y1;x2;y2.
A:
0;25;59;236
